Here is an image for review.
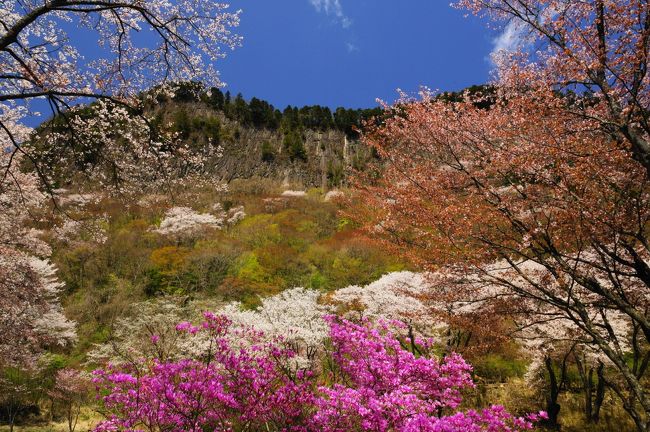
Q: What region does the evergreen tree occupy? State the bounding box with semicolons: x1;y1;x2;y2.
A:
208;87;226;111
283;129;307;162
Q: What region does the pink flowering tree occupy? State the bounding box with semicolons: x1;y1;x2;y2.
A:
93;313;545;432
49;368;93;432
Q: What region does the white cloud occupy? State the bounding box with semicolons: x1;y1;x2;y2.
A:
490;6;559;61
346;42;359;53
491;20;527;56
309;0;352;28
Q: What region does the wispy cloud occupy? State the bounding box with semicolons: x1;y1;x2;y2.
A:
491;20;527;56
309;0;352;28
490;6;558;62
345;42;359;53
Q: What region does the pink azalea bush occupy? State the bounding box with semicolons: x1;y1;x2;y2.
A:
312;316;546;432
93;313;546;432
94;313;312;431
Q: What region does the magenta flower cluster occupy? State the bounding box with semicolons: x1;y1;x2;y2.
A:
93;313;546;431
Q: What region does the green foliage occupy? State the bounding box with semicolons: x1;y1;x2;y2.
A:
52;184;408;350
231;93;252;126
160;83;383;136
261;141;276;162
170;109;222;145
249;97;280;129
309;270;327;290
208;87;226;111
327;161;344;187
234;252;272;284
191;116;221;145
472;354;528;384
283;130;307;162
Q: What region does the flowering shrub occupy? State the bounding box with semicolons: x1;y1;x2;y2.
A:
93;313;545;431
154;206;225;236
94;313;313;432
312;316;546;431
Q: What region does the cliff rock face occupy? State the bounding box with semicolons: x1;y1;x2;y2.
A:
157;103;375;188
213;126;371;188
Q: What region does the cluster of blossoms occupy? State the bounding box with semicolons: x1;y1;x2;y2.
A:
330;271;432;326
87;298;209;365
93;313;546;432
226;205;247;225
313;317;546;431
219;288;331;368
91;274;440;370
154;206;225;236
0;152;76;366
51;217;109;245
154;204;246;236
281;190;307;198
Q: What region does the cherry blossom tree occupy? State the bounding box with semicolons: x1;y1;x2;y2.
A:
0;0;241;132
0;151;76;367
353;2;650;428
87;297;228;366
455;0;650;173
220;288;333;369
49;368;92;432
1;0;241;194
154;206;226;236
357;88;650;430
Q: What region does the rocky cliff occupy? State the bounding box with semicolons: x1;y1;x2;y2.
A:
153;103;376;189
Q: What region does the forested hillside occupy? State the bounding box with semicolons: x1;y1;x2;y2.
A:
1;1;648;432
28;84;384;190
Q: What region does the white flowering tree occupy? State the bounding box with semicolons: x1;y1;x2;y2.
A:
31;99;229;196
220;288;333;368
1;0;241;193
330;272;432;326
87;298;208;365
0;0;241;131
154;206;226;236
416;258;639;427
1;152;75;356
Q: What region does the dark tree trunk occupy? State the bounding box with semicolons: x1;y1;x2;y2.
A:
593;362;606;423
544;356;562;429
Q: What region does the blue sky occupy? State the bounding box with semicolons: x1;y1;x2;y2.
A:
24;1;503;127
218;1;498;109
